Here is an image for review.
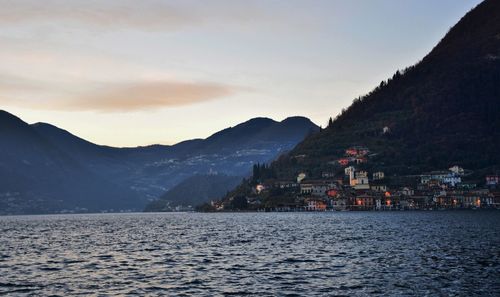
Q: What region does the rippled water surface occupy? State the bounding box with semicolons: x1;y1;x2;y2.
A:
0;211;499;296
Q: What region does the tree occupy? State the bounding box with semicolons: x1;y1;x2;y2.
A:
328;117;333;127
231;196;248;210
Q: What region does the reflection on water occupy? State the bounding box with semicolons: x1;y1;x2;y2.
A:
0;211;499;296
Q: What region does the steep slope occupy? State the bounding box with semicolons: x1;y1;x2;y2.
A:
31;122;178;163
30;116;317;201
272;0;500;179
190;117;318;153
31;123;176;188
198;117;276;152
144;174;243;211
0;112;144;214
1;111;318;214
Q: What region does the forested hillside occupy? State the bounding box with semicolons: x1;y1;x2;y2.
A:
272;0;500;180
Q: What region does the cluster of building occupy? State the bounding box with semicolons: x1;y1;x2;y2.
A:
235;147;500;211
336;146;370;166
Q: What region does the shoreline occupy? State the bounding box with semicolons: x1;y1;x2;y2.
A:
198;207;500;213
2;208;500;217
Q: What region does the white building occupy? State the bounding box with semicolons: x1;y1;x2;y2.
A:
449;166;465;176
301;181;334;197
297;172;307;183
300;183;313;195
345;166;356;186
420;171;450;184
443;174;461;187
345;166;355;176
373;171;385;180
306;199;327;211
486;175;499;186
312;184;329;197
371;184;387;192
421;171;461;187
353;171;370;190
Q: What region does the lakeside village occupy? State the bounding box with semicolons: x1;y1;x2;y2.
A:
210;147;500;211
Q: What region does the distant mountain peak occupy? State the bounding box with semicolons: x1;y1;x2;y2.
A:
31;122;61;129
233;117;277;129
244;117;276;123
0;110;318;214
0;110;37;135
281;116;312;122
280;116;317;128
0;109;27;126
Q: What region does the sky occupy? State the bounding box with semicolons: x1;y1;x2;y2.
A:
0;0;482;147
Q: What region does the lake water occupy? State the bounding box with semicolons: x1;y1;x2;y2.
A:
0;211;499;296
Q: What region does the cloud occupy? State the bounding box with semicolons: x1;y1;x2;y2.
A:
0;0;312;34
0;75;234;112
0;74;47;92
0;43;235;112
0;0;274;32
0;0;195;30
59;80;234;112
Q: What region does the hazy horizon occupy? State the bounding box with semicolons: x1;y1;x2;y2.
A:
0;0;481;146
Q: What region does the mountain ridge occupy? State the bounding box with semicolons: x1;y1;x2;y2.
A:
0;110;318;214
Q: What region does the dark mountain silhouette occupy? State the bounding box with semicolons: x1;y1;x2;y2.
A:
144;174;243;211
269;0;500;180
0;112;145;214
183;116;318;154
0;110;317;214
